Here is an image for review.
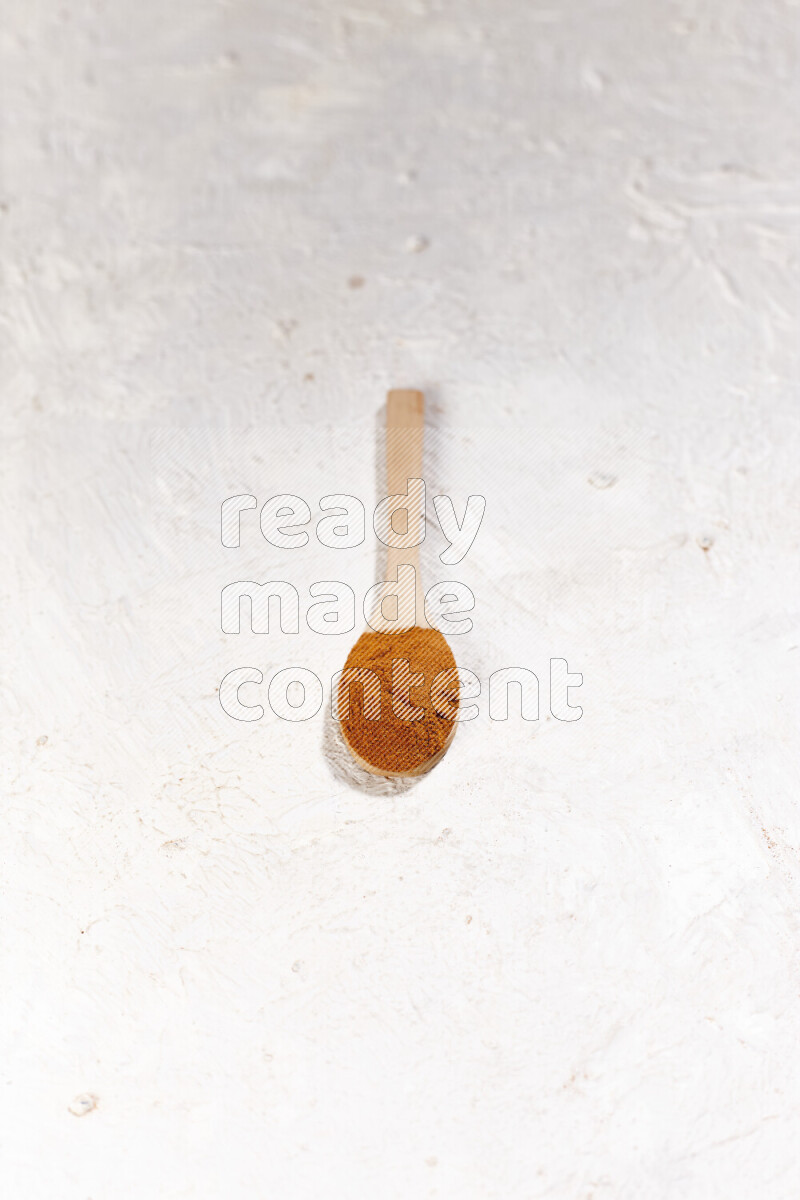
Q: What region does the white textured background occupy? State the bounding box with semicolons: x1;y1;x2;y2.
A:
2;1;799;1197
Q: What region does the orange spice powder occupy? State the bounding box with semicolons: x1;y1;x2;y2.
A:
339;627;458;775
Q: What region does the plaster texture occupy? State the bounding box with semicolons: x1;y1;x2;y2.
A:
2;1;799;1197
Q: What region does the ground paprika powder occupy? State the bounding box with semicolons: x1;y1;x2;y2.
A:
339;627;459;775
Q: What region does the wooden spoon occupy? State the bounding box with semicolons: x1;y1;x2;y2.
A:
339;389;458;778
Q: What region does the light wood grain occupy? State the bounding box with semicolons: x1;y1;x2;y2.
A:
381;388;426;628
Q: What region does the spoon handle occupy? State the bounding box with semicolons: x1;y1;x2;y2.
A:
385;389;426;627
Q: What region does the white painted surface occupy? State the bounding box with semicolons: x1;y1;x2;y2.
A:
2;1;799;1196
